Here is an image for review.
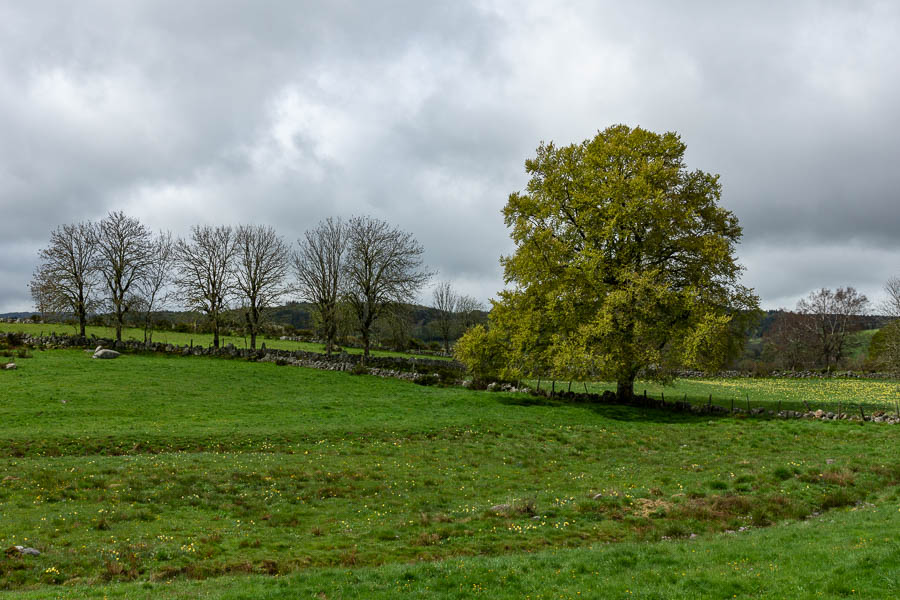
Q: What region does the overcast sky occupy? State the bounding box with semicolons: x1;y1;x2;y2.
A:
2;1;899;313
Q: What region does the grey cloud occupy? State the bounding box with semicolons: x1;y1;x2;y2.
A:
2;1;900;313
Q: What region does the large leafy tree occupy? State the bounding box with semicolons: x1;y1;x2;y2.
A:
489;124;758;399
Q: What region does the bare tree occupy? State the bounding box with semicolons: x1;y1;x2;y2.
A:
343;216;431;360
293;217;348;355
234;224;290;349
432;281;459;354
29;272;53;323
376;303;413;351
880;276;900;318
31;222;99;336
136;231;175;344
456;294;485;330
797;287;869;370
762;310;814;371
94;211;154;341
174;225;237;348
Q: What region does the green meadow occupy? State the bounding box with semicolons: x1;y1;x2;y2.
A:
0;322;448;360
583;376;900;414
2;350;900;597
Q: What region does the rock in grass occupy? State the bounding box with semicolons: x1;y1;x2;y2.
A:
6;546;40;556
92;349;121;359
3;363;16;370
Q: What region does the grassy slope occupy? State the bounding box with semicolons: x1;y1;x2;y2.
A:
2;351;900;596
0;322;448;360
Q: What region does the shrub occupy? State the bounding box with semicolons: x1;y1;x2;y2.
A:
414;374;439;386
454;324;507;385
350;363;369;376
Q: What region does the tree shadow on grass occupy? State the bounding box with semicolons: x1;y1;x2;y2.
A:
496;393;722;424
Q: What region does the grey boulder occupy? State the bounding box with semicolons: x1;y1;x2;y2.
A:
92;349;121;359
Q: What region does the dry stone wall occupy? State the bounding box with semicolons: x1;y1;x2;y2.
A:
20;333;466;383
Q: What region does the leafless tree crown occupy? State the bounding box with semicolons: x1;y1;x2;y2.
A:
881;276;900;318
796;286;869;369
456;294;485;330
343;216;432;357
294;217;347;354
432;280;459;353
173;225;237;347
235;224;290;349
94;211;154;340
31;222;99;335
136;231;175;343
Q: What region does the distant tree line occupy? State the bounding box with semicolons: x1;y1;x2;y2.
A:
30;213;481;359
737;280;900;375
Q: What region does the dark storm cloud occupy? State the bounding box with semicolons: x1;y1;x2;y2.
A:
2;1;899;312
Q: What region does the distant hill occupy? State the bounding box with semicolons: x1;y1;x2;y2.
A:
0;312;37;320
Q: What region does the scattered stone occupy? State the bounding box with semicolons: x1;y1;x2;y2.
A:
92;349;121;359
592;493;603;500
3;363;16;370
689;533;698;539
826;458;835;464
489;504;511;514
6;546;40;557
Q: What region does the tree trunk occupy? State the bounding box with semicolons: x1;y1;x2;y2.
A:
250;331;257;350
213;318;220;348
616;377;635;402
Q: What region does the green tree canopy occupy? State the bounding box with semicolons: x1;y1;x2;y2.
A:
464;124;759;398
868;319;900;375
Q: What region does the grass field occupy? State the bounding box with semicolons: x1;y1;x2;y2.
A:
0;322;449;360
580;377;900;414
2;350;900;597
9;503;900;599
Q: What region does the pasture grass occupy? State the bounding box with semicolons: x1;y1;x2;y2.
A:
569;376;900;414
9;502;900;598
0;322;447;360
2;351;900;596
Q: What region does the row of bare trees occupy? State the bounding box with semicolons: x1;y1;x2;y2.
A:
31;213;442;357
292;216;434;357
30;213;160;342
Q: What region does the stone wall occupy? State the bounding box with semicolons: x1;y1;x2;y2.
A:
19;333;466;381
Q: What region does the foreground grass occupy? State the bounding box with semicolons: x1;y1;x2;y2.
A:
10;502;900;598
0;322;446;360
2;351;900;595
